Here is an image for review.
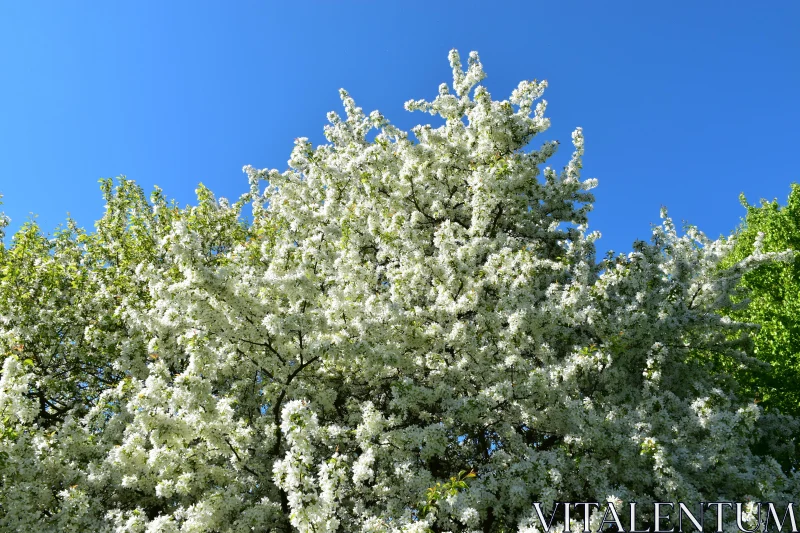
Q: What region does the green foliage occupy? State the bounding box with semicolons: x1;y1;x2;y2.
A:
723;184;800;467
419;469;477;520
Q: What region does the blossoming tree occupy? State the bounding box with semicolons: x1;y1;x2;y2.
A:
0;51;797;532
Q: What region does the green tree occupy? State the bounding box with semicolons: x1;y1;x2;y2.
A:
723;185;800;468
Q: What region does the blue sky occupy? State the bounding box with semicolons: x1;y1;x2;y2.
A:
1;2;798;257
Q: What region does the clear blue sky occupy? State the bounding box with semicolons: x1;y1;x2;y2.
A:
1;2;798;257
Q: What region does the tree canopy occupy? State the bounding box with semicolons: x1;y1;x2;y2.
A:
721;186;800;471
0;50;797;533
